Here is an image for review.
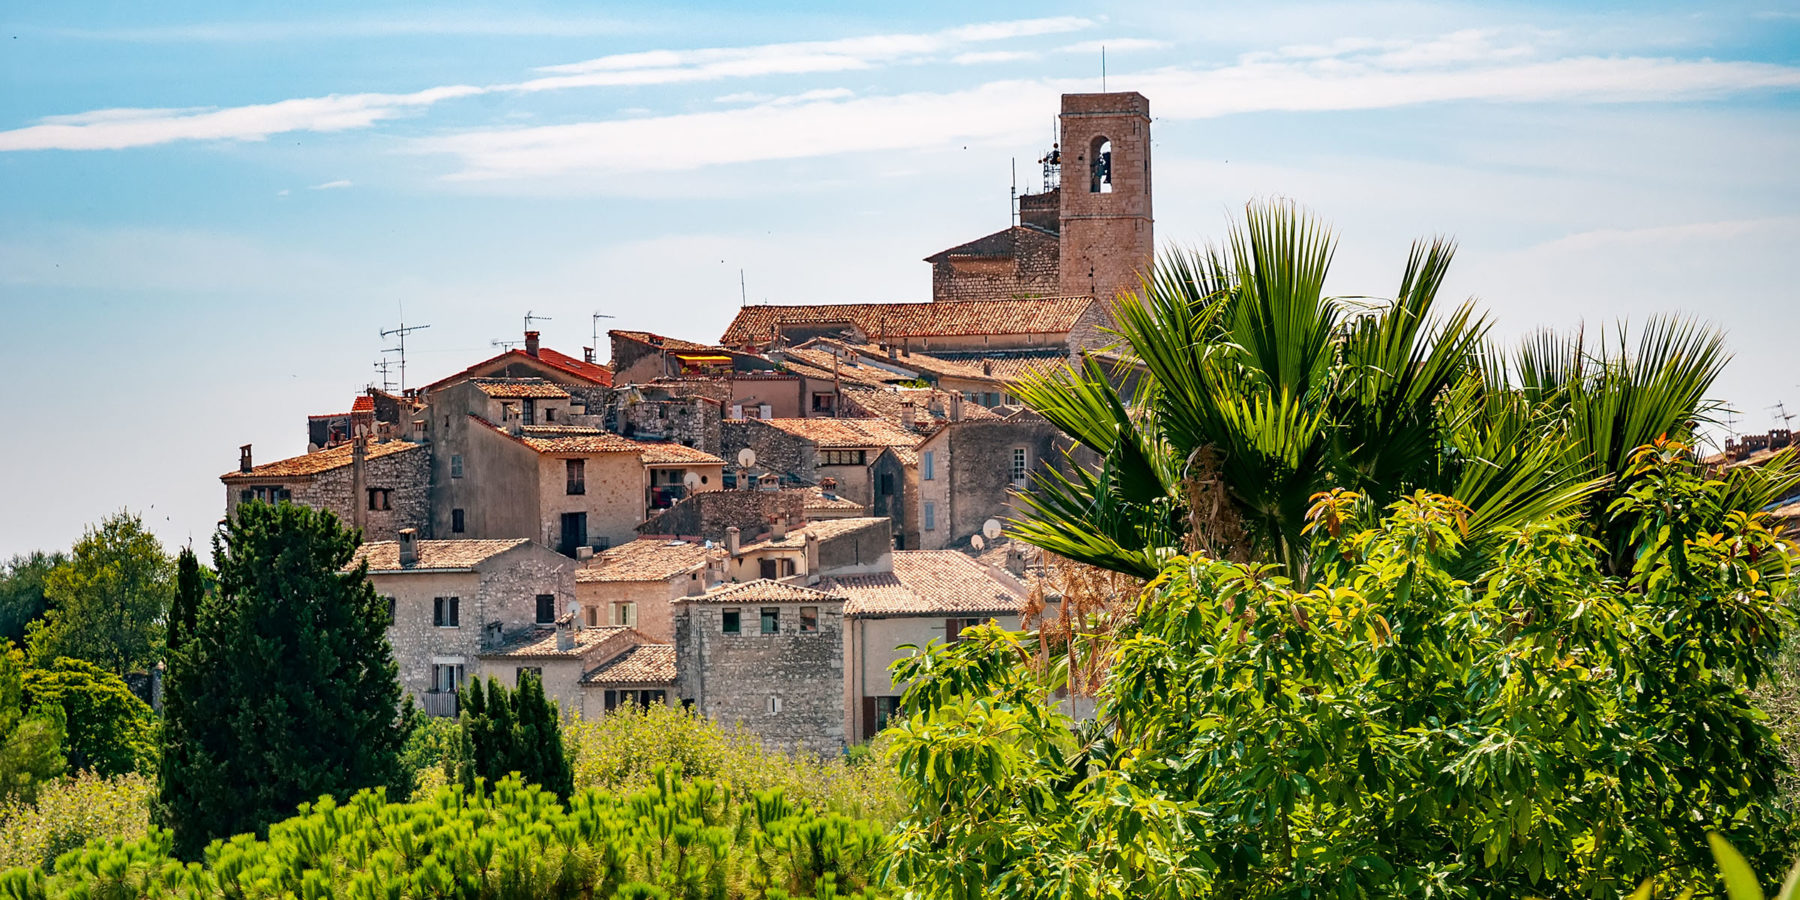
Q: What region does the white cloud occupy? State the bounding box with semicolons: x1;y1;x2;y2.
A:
308;179;353;190
276;189;290;196
953;51;1039;65
1058;38;1171;55
0;85;483;151
31;16;641;42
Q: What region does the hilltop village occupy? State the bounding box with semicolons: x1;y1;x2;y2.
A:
221;91;1153;755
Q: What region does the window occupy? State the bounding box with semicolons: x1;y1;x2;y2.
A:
923;501;937;531
451;508;465;533
760;558;778;580
451;455;464;478
800;607;819;633
433;596;460;628
585;605;600;627
1011;447;1029;484
871;695;903;735
366;488;391;511
545;407;556;423
566;459;586;495
247;485;291;505
1089;136;1113;193
820;449;866;466
604;689;667;711
811;392;835;412
761;607;780;635
430;663;465;694
946;617;981;643
386;597;396;626
614;602;637;628
536;594;556;625
722;609;741;634
559;512;588;557
921;450;935;481
515;666;542;686
522;398;537;424
767;695;783;715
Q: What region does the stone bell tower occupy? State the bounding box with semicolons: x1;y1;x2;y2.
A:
1057;92;1153;304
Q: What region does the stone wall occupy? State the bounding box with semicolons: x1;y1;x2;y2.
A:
930;226;1061;302
637;489;806;542
816;518;893;575
722;420;815;484
614;395;722;454
224;441;431;543
918;417;1062;550
1057;92;1154;305
675;599;846;757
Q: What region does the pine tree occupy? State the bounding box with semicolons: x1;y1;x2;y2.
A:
167;546;202;654
156;502;406;859
457;673;571;798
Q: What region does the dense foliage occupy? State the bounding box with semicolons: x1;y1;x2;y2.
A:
19;657;155;778
5;771;889;900
157;501;407;859
1010;202;1798;583
458;673;573;799
0;555;65;648
886;445;1795;899
0;773;150;870
25;513;172;677
0;651;62;805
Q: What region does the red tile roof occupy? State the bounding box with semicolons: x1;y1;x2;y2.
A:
481;625;630;660
637;442;726;465
475;416;725;463
352;539;531;572
578;539;713;583
424;347;612;392
472;415;641;454
687;579;845;604
222;440;422;481
610;330;725;354
581;643;677;685
720;296;1094;347
473;378;571;399
827;550;1028;617
351;396;375;413
754;417;923;450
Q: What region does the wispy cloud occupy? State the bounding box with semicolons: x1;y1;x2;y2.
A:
953;51;1039;66
25;15;642;42
308;180;353;190
1058;38;1171;55
0;86;482;151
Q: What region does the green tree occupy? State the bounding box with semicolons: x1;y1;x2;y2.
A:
0;649;63;803
1010;201;1793;583
0;552;66;645
26;512;173;677
166;546;204;655
457;672;572;798
21;656;155;777
156;501;406;859
885;443;1796;899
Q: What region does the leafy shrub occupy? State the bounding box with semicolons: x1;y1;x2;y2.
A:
21;658;155;777
0;772;149;870
1;769;887;900
393;710;460;800
567;703;904;826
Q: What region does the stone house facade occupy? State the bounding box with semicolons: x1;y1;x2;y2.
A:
575;538;719;641
722;416;923;507
915;415;1063;550
223;438;431;542
925;224;1061;302
868;447;920;550
476;622;671;718
720;517;892;583
674;580;847;757
352;534;574;717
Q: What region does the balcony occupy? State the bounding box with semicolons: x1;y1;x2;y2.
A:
420;690;459;718
648;484;689;511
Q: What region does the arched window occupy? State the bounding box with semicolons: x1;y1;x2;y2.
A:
1089;136;1113;193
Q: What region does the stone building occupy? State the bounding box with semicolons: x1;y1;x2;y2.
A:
868;446;921;550
914;415;1064;550
476;621;673;718
608;330;779;383
1056;92;1153;304
827;550;1030;740
721;296;1105;357
460;418;662;555
422;330;613;401
575;538;719;640
609;385;724;454
223;437;430;542
722;416;923;507
719;516;892;583
925;224;1061;302
674;579;847;757
640;442;727;518
352;532;574;717
637;488;808;543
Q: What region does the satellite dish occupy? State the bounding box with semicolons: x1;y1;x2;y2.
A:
737;448;757;467
982;519;1003;540
970;535;986;552
566;600;580;617
684;471;701;489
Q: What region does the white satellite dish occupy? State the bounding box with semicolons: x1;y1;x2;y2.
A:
737;448;757;467
684;471;702;490
982;519;1003;540
566;600;580;617
970;535;986;552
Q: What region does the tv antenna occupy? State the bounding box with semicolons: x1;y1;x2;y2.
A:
524;310;552;332
379;320;430;391
739;269;748;308
1101;45;1106;92
1770;402;1795;429
1009;157;1017;227
491;339;523;350
591;311;615;351
373;356;397;392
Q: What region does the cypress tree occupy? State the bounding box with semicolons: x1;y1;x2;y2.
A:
156;502;405;859
168;547;201;653
457;673;570;798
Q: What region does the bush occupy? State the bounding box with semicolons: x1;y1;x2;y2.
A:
393;710;459;800
0;773;150;870
567;703;905;826
21;658;155;777
3;771;888;900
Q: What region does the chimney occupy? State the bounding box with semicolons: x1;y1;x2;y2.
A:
758;403;772;420
950;393;964;422
726;526;741;556
555;614;575;651
525;331;541;358
239;444;253;473
770;515;787;542
398;528;419;567
982;359;994;376
583;346;595;364
1005;545;1026;577
900;401;916;430
804;531;820;575
820;476;838;500
351;436;368;531
887;345;898;360
411;419;426;442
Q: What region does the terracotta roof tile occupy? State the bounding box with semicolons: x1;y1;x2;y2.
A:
721;296;1094;347
637;442;726;465
474;378;571;399
840;386;999;425
581;643;677;685
610;330;724;354
223;440;422;481
351;396;375;413
352;539;533;572
755;417;922;449
828;550;1028;617
424;347;612;393
803;486;866;512
482;625;630;660
578;539;712;583
774;348;896;388
688;579;844;604
734;517;891;555
472;415;640;454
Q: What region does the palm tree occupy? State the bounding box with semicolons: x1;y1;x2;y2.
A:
1010;201;1775;582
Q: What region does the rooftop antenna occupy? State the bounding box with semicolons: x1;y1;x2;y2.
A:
1010;157;1017;227
523;310;552;332
591;311;615;352
740;269;747;307
1101;45;1106;92
1771;402;1795;429
373;356;397;392
379;319;430;391
491;339;523;350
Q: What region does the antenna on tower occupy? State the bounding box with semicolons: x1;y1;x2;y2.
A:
1770;402;1796;428
379;320;430;392
591;311;615;352
373;356;397;392
1101;45;1106;92
523;310;552;331
740;269;748;307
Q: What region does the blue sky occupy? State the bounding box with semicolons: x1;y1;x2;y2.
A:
2;1;1798;557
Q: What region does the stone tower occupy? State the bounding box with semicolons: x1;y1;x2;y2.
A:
1057;92;1153;304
